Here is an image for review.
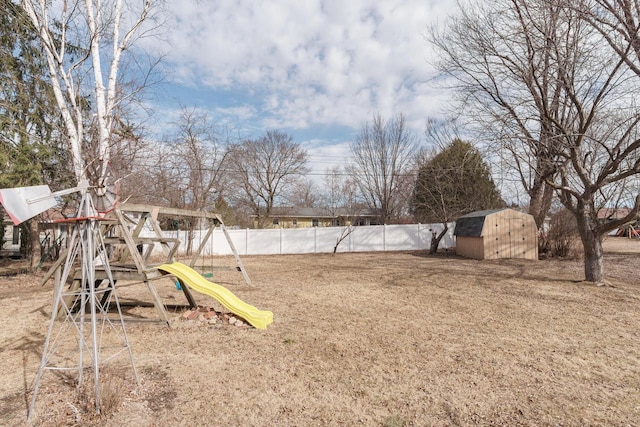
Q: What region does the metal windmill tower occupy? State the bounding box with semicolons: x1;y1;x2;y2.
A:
0;179;138;420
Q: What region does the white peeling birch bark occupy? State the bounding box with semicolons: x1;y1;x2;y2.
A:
21;0;85;181
20;0;153;186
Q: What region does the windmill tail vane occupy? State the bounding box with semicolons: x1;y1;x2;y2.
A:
0;180;98;225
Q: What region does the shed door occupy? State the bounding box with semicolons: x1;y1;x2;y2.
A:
509;218;526;258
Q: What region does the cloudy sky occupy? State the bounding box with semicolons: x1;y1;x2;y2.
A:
145;0;451;177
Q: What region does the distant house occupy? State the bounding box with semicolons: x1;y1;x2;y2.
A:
254;207;380;229
1;206;74;259
597;207;636;222
1;211;21;257
454;208;538;260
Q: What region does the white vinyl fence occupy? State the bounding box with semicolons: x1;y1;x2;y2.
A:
143;223;456;256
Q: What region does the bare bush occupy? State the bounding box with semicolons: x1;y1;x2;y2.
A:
72;371;126;421
540;209;580;258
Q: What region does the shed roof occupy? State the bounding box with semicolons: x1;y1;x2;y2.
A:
458;209;506;218
454;208;507;237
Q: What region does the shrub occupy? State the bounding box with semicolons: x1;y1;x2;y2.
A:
75;371;125;417
539;209;580;258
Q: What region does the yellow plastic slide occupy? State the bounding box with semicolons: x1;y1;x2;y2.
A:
156;262;273;330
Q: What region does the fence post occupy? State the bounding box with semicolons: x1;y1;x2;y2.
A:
383;224;386;251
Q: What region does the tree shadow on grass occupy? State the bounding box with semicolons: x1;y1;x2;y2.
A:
408;250;586;286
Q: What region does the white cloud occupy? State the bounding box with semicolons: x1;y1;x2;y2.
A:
146;0;449;137
213;105;257;122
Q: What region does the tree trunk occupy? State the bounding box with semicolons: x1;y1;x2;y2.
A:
576;210;605;284
186;221;194;255
21;220;40;272
333;225;354;255
581;232;604;284
429;224;449;254
528;179;554;230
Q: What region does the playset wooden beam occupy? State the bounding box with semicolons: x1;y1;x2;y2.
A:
40;203;251;324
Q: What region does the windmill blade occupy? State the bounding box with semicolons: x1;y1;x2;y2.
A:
91;167;119;214
93;183;118;213
0;185;57;225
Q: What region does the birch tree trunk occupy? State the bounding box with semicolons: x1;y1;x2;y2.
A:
20;0;153;188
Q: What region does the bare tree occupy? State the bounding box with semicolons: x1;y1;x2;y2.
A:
429;0;582;229
227;130;309;228
109;118;149;203
319;166;364;253
320;166;352;218
347;113;417;224
578;0;640;205
286;177;319;208
584;0;640;75
20;0;158;198
165;107;229;212
431;0;640;283
140;107;230;252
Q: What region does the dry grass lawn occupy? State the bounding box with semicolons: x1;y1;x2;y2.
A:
1;238;639;426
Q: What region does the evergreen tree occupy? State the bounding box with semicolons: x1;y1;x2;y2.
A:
0;1;71;267
413;139;505;253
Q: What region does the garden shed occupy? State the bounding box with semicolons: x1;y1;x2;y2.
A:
454;208;538;260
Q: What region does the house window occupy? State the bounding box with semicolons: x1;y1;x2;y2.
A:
272;218;279;226
292;219;297;227
312;218;319;227
12;226;19;244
